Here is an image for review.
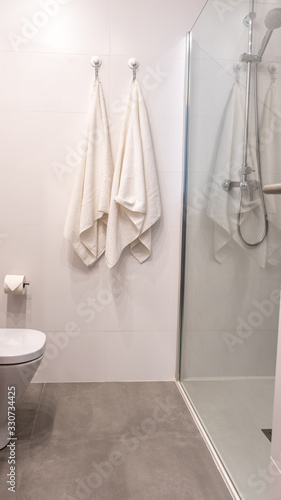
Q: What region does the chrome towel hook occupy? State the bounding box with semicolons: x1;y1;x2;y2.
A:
128;58;139;80
91;56;102;80
268;63;277;83
233;63;242;82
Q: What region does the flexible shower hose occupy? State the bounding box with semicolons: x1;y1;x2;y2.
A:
237;63;268;246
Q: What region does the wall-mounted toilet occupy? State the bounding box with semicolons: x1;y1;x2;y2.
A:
0;329;46;450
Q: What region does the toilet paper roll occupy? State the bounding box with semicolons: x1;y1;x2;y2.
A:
4;275;26;295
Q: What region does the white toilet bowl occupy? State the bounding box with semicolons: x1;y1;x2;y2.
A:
0;329;46;450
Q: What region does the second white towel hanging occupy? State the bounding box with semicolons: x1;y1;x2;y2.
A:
105;77;161;267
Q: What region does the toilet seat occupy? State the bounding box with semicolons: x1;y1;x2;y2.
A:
0;329;46;364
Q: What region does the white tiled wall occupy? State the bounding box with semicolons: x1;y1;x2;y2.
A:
0;0;207;381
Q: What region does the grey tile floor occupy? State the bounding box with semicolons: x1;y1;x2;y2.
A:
0;382;233;500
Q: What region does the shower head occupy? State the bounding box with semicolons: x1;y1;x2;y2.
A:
264;8;281;31
258;8;281;58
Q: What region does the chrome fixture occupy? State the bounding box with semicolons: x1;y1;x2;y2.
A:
91;56;102;80
222;4;281;246
258;8;281;58
128;58;139;80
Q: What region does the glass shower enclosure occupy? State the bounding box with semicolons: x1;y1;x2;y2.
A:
179;1;281;499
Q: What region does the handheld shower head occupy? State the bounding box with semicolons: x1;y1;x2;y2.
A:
258;8;281;58
264;8;281;31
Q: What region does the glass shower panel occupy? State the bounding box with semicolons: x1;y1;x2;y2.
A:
179;1;281;499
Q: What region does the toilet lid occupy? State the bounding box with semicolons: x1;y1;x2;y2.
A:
0;329;46;364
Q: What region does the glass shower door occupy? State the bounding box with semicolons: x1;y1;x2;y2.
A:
179;1;281;499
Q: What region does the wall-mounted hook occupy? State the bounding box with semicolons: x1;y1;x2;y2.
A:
268;64;277;83
91;56;102;80
128;58;139;80
233;63;242;82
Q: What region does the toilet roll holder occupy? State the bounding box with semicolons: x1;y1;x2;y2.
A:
3;276;30;294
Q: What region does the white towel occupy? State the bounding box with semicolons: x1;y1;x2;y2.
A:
105;79;161;268
64;79;113;266
207;80;267;267
260;81;281;265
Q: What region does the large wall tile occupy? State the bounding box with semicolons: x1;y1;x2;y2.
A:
32;330;176;382
0;219;180;334
0;52;110;112
0;169;45;225
181;330;259;378
110;0;206;59
0;110;87;171
257;330;278;376
0;0;110;54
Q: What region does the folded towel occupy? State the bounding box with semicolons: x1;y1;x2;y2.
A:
207;80;267;267
260;80;281;265
105;80;161;268
64;79;113;266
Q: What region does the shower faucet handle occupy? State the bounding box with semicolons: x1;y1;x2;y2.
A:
248;186;254;201
239;166;254;176
247;179;260;201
